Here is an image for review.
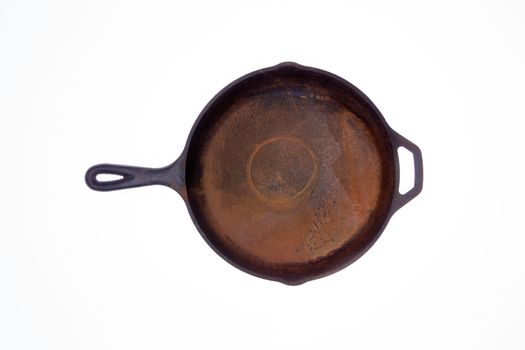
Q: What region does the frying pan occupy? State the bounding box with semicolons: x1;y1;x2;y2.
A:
85;62;423;285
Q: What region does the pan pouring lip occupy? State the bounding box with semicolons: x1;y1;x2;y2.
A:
246;135;319;206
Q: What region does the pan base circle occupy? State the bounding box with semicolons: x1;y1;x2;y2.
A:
247;136;318;205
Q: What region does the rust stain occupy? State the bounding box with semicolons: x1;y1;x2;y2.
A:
196;82;386;265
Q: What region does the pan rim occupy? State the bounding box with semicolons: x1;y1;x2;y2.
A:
179;62;401;285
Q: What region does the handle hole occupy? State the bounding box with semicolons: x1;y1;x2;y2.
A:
96;173;124;182
398;146;415;195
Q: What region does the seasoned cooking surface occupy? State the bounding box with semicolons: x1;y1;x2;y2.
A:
193;84;386;265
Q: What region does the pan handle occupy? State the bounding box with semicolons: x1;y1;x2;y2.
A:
390;130;423;211
85;161;181;192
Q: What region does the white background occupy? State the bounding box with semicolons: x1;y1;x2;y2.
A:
1;0;524;349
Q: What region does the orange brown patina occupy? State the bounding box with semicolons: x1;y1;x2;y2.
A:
199;86;384;266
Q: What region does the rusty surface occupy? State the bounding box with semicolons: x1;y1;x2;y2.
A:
185;64;398;284
200;89;383;264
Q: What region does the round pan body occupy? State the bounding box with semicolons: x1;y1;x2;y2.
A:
86;63;423;285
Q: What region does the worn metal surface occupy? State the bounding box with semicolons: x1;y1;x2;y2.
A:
85;62;423;285
195;84;387;265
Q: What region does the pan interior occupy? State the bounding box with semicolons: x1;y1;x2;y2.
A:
185;66;395;282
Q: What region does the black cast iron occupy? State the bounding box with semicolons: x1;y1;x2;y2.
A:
86;62;423;285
